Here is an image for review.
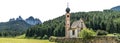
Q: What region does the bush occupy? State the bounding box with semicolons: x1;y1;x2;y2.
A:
79;28;96;39
49;36;57;42
42;35;48;39
97;30;108;35
116;34;120;39
113;33;120;39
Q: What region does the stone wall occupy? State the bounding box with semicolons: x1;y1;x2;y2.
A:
49;36;120;43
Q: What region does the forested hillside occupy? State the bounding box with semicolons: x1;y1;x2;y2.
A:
26;10;120;39
0;20;32;37
0;16;42;37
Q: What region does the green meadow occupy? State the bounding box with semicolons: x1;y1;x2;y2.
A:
0;38;54;43
0;35;55;43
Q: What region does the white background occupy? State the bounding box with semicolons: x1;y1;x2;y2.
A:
0;0;120;22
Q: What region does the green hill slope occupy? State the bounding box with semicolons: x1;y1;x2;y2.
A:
0;20;32;37
26;10;120;38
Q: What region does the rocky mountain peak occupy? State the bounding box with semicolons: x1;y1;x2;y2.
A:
25;16;42;25
111;5;120;11
8;16;42;25
9;18;15;21
16;16;23;20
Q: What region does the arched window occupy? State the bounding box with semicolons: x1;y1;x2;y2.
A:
67;15;69;17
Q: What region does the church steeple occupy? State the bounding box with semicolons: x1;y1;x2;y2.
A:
65;2;70;38
66;3;70;13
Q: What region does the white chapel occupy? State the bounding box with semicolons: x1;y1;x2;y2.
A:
65;5;86;38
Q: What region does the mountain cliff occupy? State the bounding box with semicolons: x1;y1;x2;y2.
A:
9;16;42;25
111;5;120;11
25;16;42;25
0;16;42;36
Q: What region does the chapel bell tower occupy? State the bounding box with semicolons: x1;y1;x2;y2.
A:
65;3;70;38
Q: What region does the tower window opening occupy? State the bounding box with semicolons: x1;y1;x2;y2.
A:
67;15;69;17
67;24;69;25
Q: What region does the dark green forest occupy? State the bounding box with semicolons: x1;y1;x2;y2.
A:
26;10;120;39
0;20;32;37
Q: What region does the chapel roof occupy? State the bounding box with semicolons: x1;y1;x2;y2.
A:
71;18;86;29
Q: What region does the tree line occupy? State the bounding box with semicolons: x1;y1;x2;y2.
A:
26;10;120;39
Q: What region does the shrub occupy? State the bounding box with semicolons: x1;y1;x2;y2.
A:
116;34;120;39
49;36;57;42
42;35;48;39
79;28;96;39
97;30;108;35
113;33;120;39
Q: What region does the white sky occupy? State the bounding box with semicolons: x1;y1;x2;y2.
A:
0;0;120;22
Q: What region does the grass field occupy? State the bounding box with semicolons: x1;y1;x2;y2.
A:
0;38;54;43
